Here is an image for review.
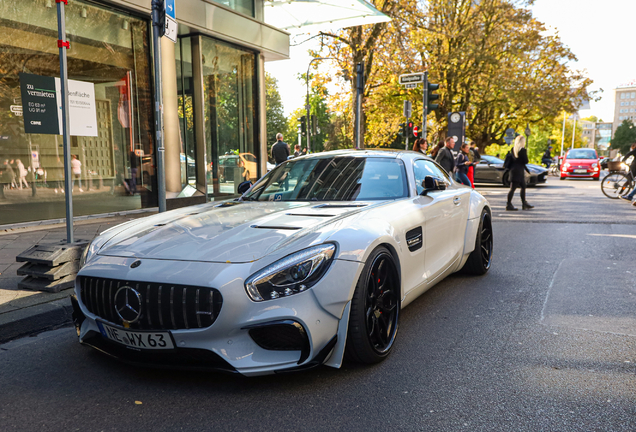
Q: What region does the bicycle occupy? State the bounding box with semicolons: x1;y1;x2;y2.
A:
601;161;634;199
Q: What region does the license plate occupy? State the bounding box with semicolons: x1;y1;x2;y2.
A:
574;169;587;173
97;321;174;350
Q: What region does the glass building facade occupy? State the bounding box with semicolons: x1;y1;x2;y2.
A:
0;0;155;224
0;0;289;225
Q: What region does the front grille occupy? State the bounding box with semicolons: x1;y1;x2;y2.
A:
78;276;222;330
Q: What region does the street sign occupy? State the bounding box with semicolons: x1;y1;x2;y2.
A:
403;100;412;118
405;83;417;89
164;0;177;43
399;73;423;85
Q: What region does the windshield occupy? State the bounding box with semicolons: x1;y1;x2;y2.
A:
244;156;409;202
567;149;597;159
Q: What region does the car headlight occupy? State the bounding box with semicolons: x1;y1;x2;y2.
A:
245;244;336;301
592;163;598;168
563;162;570;168
79;236;108;269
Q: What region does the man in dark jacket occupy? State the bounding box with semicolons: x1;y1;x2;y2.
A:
620;143;636;203
271;133;290;165
435;137;456;175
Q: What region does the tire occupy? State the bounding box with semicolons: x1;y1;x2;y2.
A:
601;172;630;199
345;246;400;364
502;172;510;187
461;208;493;275
560;176;565;180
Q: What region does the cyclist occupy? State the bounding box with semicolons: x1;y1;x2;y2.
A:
619;143;636;204
542;146;553;168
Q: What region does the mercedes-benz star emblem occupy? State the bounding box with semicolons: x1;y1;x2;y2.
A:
114;286;143;324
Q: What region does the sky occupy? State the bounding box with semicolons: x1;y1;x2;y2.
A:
265;0;636;123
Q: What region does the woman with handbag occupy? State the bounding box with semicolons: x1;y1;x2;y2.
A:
506;135;534;211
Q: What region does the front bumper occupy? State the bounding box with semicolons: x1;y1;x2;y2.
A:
73;255;362;376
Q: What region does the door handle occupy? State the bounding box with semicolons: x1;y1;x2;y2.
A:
453;196;461;205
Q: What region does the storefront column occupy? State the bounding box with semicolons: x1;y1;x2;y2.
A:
258;53;267;177
161;38;182;195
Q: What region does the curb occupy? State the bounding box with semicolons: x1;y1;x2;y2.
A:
0;296;74;344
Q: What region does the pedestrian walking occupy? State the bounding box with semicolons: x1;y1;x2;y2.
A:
506;135;534;211
0;160;10;198
16;159;29;189
4;159;17;189
412;138;428;155
271;133;290;165
454;143;473;186
467;142;480;188
129;150;138;195
619;143;636;205
435;137;456;175
71;154;83;192
430;141;444;159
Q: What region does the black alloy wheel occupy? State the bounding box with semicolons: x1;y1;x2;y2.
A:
346;247;400;364
461;208;493;275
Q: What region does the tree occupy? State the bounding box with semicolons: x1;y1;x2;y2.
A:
314;0;591;152
413;0;591;150
265;72;287;146
611;120;636;155
315;0;421;147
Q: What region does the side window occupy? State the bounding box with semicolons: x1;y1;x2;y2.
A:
413;159;451;194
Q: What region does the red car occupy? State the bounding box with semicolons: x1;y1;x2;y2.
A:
560;148;600;180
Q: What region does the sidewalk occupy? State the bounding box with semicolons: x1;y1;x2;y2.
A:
0;210;156;343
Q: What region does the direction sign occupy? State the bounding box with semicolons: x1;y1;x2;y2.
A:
164;0;177;43
399;73;423;85
165;0;175;19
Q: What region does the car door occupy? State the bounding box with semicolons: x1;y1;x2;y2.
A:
412;159;467;284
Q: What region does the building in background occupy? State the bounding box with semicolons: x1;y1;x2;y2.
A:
613;82;636;133
581;121;613;154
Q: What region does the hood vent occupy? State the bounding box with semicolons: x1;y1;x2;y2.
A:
313;204;368;209
250;225;302;231
285;213;336;218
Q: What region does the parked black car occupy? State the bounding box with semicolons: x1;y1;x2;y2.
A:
474;155;548;186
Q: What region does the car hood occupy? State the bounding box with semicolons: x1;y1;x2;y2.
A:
97;201;373;263
527;164;548;173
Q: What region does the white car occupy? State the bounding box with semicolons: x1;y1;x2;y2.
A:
72;150;493;376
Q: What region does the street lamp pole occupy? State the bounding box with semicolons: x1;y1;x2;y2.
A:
306;57;332;153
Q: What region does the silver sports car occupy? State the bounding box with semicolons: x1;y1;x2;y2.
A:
72;150;493;376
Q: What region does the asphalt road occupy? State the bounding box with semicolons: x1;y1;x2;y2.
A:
1;176;635;432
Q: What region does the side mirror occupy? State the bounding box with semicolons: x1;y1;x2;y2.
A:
420;176;446;196
237;180;252;194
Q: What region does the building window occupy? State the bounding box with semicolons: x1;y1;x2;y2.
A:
200;36;258;197
0;0;155;224
210;0;254;17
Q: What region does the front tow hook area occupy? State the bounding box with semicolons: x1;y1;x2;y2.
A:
70;295;86;337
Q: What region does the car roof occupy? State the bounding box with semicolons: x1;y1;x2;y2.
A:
299;149;404;159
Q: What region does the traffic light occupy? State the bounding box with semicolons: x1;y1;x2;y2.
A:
427;82;440;111
300;116;307;137
407;121;414;137
398;123;406;137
